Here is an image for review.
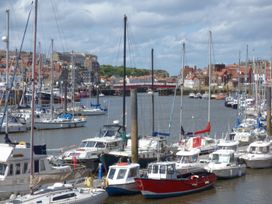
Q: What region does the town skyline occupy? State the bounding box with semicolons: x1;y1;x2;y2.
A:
0;0;271;75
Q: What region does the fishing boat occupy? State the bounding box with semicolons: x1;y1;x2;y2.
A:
134;161;216;199
204;149;246;179
239;140;272;168
105;162;140;196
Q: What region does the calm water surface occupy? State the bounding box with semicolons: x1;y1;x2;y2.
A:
2;94;272;204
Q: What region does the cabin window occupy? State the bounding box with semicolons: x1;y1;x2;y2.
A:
152;165;159;174
0;163;7;176
167;165;174;174
192;155;198;163
108;168;116;179
52;193;76;201
40;160;46;171
229;155;235;163
34;160;39;173
96;142;105;148
148;165;152;174
105;130;115;137
250;147;256;153
128;167;138;178
15;163;21;175
23;163;28;174
9;164;13;176
159;165;166;174
117;169;127;179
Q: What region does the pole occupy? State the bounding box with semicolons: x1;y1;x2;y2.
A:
38;41;42;107
123;15;127;135
208;31;212;123
180;42;185;130
5;9;9;135
130;89;138;163
267;86;271;137
30;0;38;191
151;48;154;135
50;39;54;120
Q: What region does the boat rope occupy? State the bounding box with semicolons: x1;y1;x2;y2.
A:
0;2;33;129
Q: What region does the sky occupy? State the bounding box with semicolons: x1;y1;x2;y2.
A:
0;0;272;76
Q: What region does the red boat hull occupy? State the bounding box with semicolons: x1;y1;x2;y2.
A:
135;172;216;199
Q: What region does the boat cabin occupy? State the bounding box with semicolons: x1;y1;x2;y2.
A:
147;162;177;180
107;163;140;185
209;149;236;164
176;148;200;164
99;124;123;138
217;140;239;152
247;141;272;154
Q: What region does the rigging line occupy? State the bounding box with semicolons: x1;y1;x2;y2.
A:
126;22;137;69
50;0;67;52
0;1;33;129
168;82;178;135
7;1;21;46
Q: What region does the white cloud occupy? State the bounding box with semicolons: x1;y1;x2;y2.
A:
0;0;271;75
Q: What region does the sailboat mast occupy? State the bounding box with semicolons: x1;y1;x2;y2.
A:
151;48;155;135
208;31;212;123
38;41;42;107
245;44;248;95
180;42;185;128
4;9;9;135
71;51;75;119
50;39;54;120
123;15;127;134
30;0;38;188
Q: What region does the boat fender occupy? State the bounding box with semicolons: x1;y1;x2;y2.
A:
85;177;94;188
18;141;26;145
190;175;199;180
102;177;109;188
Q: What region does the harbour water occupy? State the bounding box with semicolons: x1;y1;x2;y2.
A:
1;94;272;204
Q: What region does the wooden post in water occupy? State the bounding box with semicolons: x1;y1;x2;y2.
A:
131;89;138;163
266;86;272;137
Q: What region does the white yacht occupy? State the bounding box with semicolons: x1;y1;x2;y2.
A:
0;142;73;200
6;182;108;204
175;148;204;174
239;140;272;168
0;114;27;133
205;149;246;179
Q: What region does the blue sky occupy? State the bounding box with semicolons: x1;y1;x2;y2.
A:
0;0;272;75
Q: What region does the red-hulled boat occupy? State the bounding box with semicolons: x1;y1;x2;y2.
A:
135;161;216;199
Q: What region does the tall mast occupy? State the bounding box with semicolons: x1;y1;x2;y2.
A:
180;42;185;130
30;0;38;190
4;9;9;135
71;51;75;119
38;41;42;107
245;44;248;95
123;15;127;134
151;48;154;135
208;31;212;123
50;39;54;120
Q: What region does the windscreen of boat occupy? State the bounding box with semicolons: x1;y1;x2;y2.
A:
128;167;139;178
117;169;127;179
108;168;116;179
79;141;96;148
212;154;230;163
0;163;7;176
95;142;106;148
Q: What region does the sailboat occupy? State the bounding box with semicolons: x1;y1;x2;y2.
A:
100;30;171;169
184;31;217;154
34;45;87;130
7;1;107;203
0;9;27;134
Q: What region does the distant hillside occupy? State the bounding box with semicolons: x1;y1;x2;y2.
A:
100;65;169;78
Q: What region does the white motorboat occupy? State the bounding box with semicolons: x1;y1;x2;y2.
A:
105;162;140;196
6;182;108;204
205;149;246;179
233;127;256;146
175;148;205;174
185;136;218;155
217;139;239;152
239;140;272;168
188;93;195;98
61;136;123;171
0;142;74;200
